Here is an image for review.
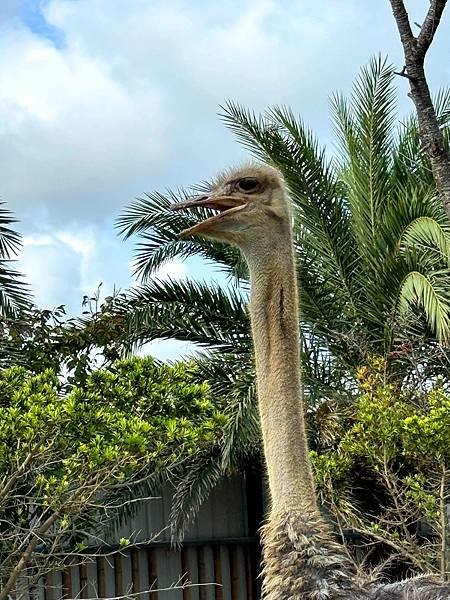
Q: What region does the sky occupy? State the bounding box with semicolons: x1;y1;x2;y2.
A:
1;0;449;359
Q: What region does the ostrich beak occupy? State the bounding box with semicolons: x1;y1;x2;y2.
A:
170;195;246;237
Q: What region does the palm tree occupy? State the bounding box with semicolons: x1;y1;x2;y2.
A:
117;57;450;537
0;204;31;367
0;203;30;319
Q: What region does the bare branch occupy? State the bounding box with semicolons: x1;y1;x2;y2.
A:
417;0;448;58
388;0;450;215
389;0;416;47
393;65;416;81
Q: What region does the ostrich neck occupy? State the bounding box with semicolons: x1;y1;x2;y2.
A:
244;236;318;514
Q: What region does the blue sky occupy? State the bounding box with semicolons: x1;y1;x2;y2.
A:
1;0;449;359
20;0;65;46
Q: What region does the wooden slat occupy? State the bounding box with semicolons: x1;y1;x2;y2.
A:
97;556;106;599
16;573;30;600
147;548;158;599
103;556;116;598
217;547;231;600
44;572;55;600
228;545;239;600
79;563;88;599
27;569;44;600
183;548;199;600
197;547;207;600
121;551;133;596
245;546;253;600
181;548;191;600
62;566;72;600
70;563;80;599
138;550;148;598
131;549;140;595
212;546;223;600
114;553;123;597
86;560;98;599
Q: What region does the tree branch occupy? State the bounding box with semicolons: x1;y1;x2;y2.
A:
389;0;416;47
0;511;61;600
388;0;450;216
417;0;448;58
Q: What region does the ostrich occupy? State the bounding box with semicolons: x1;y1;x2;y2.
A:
171;164;450;599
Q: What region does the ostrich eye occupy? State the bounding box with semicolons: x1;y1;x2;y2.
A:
238;178;259;192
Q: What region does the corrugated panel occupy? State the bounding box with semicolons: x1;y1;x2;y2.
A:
25;541;256;600
121;550;133;597
157;548;183;599
187;479;248;542
181;547;199;600
70;562;80;599
45;571;61;600
102;556;116;599
105;477;249;546
16;572;52;600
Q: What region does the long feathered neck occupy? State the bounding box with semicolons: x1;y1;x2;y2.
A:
243;233;360;600
243;232;317;514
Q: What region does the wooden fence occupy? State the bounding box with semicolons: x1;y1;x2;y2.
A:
18;539;259;600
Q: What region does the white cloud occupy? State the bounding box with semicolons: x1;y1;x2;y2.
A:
19;224;133;311
55;229;98;292
23;234;55;247
139;338;197;362
4;0;446;230
2;0;449;361
20;231;81;309
0;23;166;224
154;259;187;280
149;259;188;282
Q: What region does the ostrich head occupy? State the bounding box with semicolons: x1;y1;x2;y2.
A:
170;164;291;249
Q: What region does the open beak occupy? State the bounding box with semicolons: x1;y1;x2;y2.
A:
170;195;246;237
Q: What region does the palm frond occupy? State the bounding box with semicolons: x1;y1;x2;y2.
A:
161;352;259;540
0;205;31;317
397;271;450;342
399;216;450;264
393;88;450;190
333;56;396;255
393;115;427;187
0;260;30;318
0;203;22;258
97;468;167;539
434;88;450;126
194;352;259;470
122;279;250;353
169;445;223;542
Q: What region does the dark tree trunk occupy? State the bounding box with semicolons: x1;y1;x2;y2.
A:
389;0;450;216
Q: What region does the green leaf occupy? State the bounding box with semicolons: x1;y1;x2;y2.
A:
397;271;450;342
